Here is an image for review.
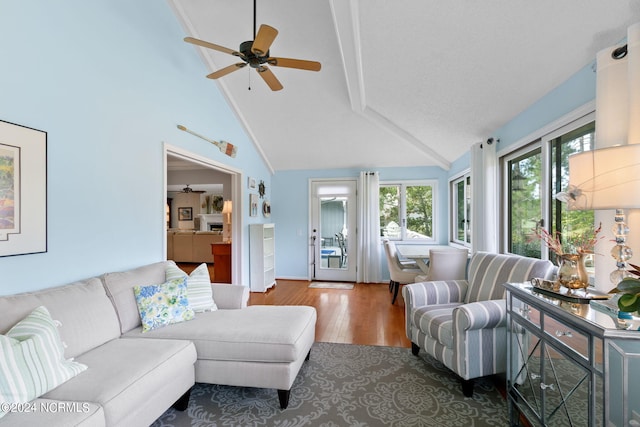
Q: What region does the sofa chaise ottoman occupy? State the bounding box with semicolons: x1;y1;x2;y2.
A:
103;262;317;410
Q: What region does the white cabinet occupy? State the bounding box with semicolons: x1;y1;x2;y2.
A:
249;223;276;292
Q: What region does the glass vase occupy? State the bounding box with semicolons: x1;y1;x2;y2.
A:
557;253;589;290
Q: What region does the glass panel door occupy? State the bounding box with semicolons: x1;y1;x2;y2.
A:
310;180;357;282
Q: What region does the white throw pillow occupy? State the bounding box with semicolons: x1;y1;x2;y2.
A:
0;306;87;418
165;261;217;312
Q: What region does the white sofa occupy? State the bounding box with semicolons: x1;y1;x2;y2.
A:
0;261;317;426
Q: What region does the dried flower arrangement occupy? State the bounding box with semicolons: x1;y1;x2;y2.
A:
532;223;603;257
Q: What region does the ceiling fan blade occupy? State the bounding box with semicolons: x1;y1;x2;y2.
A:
184;36;244;58
251;24;278;56
267;57;321;72
206;63;247;79
256;66;283;91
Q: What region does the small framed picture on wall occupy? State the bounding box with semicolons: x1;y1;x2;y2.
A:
178;207;193;221
249;194;258;217
248;177;256;189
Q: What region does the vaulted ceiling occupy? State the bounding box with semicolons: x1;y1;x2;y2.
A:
169;0;640;173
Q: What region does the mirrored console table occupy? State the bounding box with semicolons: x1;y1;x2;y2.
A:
505;282;640;427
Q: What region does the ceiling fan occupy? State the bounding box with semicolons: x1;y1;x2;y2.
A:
184;0;321;91
171;185;205;194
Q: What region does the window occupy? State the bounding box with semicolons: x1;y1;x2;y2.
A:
379;181;436;241
549;122;595;265
450;173;471;246
506;147;542;258
503;115;595;264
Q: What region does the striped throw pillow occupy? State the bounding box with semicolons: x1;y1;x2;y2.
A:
165;262;217;312
0;306;87;418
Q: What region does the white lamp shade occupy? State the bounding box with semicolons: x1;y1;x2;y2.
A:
568;144;640;210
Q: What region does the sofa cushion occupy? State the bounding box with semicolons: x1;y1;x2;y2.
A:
101;262;168;334
0;306;87;419
165;261;217;312
123;305;317;363
134;278;195;332
0;278;121;359
0;399;105;427
413;303;462;350
44;338;196;427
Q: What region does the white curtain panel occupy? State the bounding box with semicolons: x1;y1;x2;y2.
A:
593;21;640;290
629;23;640;145
357;171;381;283
470;141;498;254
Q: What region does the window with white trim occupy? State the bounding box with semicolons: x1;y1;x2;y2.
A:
502;114;595;266
450;172;471;246
379;181;436;241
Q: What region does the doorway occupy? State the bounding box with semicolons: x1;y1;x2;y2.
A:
164;144;243;284
310;179;357;282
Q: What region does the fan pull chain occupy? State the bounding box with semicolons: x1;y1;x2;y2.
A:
248;68;252;90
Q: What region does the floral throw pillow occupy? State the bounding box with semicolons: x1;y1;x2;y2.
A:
134;278;195;332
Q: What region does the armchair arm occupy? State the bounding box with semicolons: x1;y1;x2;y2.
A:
210;284;249;309
403;280;469;308
403;280;468;340
452;299;508;380
453;299;506;331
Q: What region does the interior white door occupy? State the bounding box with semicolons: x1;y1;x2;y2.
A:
310;179;357;282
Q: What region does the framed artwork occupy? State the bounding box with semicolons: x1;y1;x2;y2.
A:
178;207;193;221
0;120;47;257
211;195;224;213
248;176;256;189
249;194;258;217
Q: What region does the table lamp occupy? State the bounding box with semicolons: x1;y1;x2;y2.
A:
566;144;640;284
222;200;232;243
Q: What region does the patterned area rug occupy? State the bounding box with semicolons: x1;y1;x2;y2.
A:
151;342;507;427
308;282;355;290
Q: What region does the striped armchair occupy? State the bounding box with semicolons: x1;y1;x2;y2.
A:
402;251;554;396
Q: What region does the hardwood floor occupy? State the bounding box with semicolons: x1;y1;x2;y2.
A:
177;263;411;348
248;280;411;348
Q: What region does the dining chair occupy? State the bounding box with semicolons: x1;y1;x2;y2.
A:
383;240;423;304
335;232;347;267
414;248;469;282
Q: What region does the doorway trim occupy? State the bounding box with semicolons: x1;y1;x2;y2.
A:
164;143;244;284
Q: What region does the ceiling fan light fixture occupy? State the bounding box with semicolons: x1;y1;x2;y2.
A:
183;2;320;91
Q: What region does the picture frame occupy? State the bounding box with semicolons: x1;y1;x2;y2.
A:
248;176;256;189
249;194;258;217
0;119;47;257
178;207;193;221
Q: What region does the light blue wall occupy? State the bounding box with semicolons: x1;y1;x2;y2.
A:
492;62;597;152
272;166;448;280
0;1;271;294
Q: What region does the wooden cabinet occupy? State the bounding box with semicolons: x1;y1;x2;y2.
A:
211;242;231;283
505;282;640;427
249;223;276;292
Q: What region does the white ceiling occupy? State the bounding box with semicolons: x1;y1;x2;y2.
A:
169;0;640;173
